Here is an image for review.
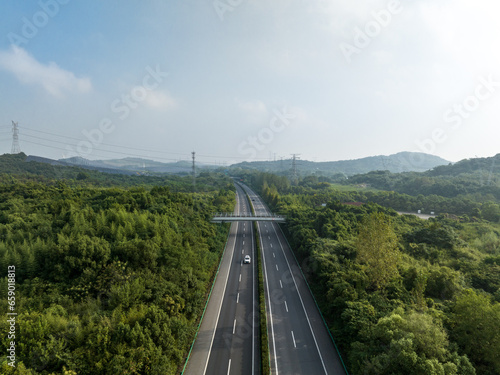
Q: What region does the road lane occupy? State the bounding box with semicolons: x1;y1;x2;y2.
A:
240;183;347;375
185;185;259;375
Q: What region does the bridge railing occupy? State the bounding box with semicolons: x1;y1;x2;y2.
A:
212;212;285;219
211;213;286;222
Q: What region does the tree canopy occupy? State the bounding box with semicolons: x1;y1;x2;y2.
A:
0;160;235;374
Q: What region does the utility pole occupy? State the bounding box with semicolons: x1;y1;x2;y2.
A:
291;153;300;184
11;121;20;154
192;151;196;191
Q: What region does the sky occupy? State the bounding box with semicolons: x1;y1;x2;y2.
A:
1;0;500;166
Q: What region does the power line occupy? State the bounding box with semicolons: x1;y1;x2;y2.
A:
22;138;181;163
22;127;189;157
21;133;181;162
5;122;236;168
15;124;288;164
20;139;199;172
21;125;271;161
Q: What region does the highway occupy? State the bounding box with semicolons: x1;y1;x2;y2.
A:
240;183;347;375
184;184;260;375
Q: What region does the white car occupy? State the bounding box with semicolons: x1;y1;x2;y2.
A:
244;255;251;264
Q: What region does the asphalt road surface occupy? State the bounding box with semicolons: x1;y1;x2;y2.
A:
184;184;260;375
240;183;347;375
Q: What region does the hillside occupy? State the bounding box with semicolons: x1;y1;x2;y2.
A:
247;170;500;374
343;154;500;204
230;152;449;176
0;153;231;193
20;151;450;178
0;152;235;374
427;153;500;178
58;156;217;174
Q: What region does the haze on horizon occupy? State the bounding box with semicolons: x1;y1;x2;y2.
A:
1;0;500;166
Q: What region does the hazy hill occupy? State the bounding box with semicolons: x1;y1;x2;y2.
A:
231;152;450;176
58;156;217;174
342;153;500;203
427;153;500;177
2;151;450;179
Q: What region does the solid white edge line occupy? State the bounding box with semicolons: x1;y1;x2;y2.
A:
251;218;255;375
202;223;239;375
274;222;329;374
259;220;279;375
245;183;328;374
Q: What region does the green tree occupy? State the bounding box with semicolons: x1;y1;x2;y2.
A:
352;309;475;375
481;202;500;222
355;213;401;290
450;289;500;374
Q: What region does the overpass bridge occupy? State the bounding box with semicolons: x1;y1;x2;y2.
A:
211;213;286;223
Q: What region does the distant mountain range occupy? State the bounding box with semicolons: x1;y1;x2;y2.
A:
20;152;450;177
54;156;216;174
229;152;450;177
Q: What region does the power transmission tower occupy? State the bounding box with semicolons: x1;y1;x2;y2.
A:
191;151;196;190
291;153;300;184
11;121;21;154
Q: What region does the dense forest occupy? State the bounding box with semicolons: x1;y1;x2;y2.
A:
339;154;500;216
232;153;500;219
0;153;230;192
245;171;500;375
3;151;500;374
0;154;235;374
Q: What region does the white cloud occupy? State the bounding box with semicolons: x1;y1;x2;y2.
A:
404;0;500;75
372;49;394;64
0;45;92;98
144;90;178;111
235;98;269;123
312;0;390;37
